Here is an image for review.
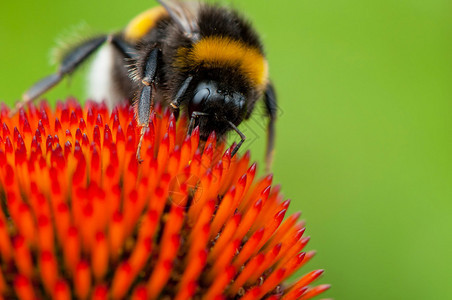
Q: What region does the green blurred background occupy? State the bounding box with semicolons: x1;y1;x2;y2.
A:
1;0;451;299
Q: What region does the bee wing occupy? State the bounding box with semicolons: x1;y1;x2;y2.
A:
157;0;200;41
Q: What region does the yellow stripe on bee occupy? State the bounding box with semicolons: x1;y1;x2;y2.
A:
176;36;269;87
124;6;167;42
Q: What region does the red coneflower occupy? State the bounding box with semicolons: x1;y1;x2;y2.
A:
0;99;329;299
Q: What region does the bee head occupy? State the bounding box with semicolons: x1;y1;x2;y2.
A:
189;80;246;139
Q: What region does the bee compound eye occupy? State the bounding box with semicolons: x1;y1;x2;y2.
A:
192;87;210;106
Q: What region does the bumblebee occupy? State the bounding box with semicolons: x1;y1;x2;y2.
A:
20;0;278;169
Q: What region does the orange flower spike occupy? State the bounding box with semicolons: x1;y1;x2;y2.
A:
232;151;252;188
210;187;236;235
222;147;232;171
209;214;241;260
229;173;247;211
54;202;70;245
274;227;306;265
105;185;121;224
40;250;59;295
179;134;193;169
240;175;272;213
188;145;201;175
37;215;54;252
166;144;181;177
228;253;265;295
218;148;233;194
89;145;101;183
91;285;108;300
100;124;112;160
114;125;126;170
282;252;307;281
233;198;263;241
283;287;309;300
284;269;324;299
259;267;286;297
247;243;282;284
147;233;181;296
92;191;108;232
150;181;170;216
264;211;301;252
200;142;214;176
298;284;331;300
128;236;152;275
109;211;125;260
92;232;109;281
64;228;80;275
40;103;53;133
13;235;33;278
14;275;35;300
147;259;173;299
16;203;36;246
276;235;310;270
131;285;148;300
207;160;224;199
54;279;71;300
74;261;91;300
71;146;87;187
187;167;212;219
175;280;197;300
85;108;95;135
141;124;156;163
188;223;210;263
122;189;141;235
137;209;160;242
167;117;176;151
241;286;261;300
156;133;170;173
255;208;287;254
161;205;184;247
208;239;240;279
190;199;215;241
298;250;316;269
203;265;236;300
111;262;134;300
229;161;255;211
206;130;217;150
253;185;282;229
0;219;13;261
233;227;265;269
178;249;208;296
3;193;18;227
163;233;181;262
79;202;96;252
54;118;63;142
255;185;272;212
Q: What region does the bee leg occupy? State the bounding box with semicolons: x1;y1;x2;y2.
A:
109;35;137;59
227;121;246;158
15;36;109;115
263;81;278;172
136;48;160;163
170;76;194;110
188;111;209;135
136;84;155;163
15;35;136;116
